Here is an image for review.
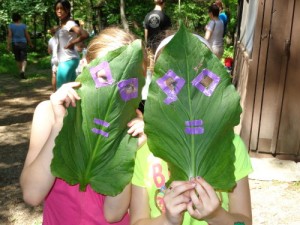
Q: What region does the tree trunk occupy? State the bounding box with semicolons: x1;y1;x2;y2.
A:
120;0;129;32
89;0;98;34
33;14;37;51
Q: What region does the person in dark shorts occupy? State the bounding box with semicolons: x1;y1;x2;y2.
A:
7;13;33;79
143;0;172;53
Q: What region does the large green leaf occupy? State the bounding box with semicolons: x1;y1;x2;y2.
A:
144;26;241;191
51;40;145;196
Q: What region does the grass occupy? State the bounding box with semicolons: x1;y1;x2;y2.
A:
0;50;52;95
0;52;51;78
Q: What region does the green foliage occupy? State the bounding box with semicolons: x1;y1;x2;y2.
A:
222;0;238;37
223;45;234;59
28;52;51;69
0;54;19;75
168;0;210;34
1;0;238;54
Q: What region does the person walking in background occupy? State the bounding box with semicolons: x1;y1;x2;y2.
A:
48;26;58;91
7;13;33;79
143;0;172;53
215;0;228;37
204;4;224;59
54;0;89;89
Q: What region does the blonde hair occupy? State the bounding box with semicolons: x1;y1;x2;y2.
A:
86;27;137;63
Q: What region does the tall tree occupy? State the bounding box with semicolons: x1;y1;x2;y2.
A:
120;0;129;31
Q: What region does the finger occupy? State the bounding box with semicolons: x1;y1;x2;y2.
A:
127;109;144;127
63;96;72;108
196;176;217;200
64;81;81;90
168;181;196;197
67;91;78;107
170;202;188;214
68;86;81;101
127;121;142;133
187;201;202;218
128;121;144;136
131;127;144;136
194;178;210;204
190;187;203;209
169;181;193;189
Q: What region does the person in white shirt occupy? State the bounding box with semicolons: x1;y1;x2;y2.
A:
54;0;89;89
205;4;224;59
48;26;59;91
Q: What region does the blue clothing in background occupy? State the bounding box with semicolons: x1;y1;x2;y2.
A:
9;23;27;43
219;12;228;37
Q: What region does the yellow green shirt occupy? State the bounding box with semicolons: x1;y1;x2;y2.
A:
132;135;253;224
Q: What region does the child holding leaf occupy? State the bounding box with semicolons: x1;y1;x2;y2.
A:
20;27;146;225
130;26;252;225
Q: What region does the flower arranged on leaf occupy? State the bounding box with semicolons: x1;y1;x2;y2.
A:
144;25;241;191
51;40;145;196
185;120;204;135
192;69;220;97
90;61;114;88
156;69;185;104
118;78;139;101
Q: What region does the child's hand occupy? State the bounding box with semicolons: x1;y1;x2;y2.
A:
127;109;146;147
187;177;221;221
163;181;196;225
50;82;81;124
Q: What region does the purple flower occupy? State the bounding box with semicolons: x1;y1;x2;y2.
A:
185;120;204;135
90;61;114;88
118;78;138;101
192;69;220;96
91;118;110;138
156;70;185;105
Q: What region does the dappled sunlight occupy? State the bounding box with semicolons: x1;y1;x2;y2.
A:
0;183;43;225
0;72;51;224
0;162;22;169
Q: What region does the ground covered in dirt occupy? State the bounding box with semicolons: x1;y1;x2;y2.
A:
0;71;299;225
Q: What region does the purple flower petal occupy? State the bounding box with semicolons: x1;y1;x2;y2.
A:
90;61;114;88
156;70;185;105
191;69;220;96
93;118;110;127
91;128;109;138
185;120;204;135
118;78;138;101
185;127;204;135
185;120;203;127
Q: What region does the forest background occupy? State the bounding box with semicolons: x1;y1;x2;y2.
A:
0;0;237;59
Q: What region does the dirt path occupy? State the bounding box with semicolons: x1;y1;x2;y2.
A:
0;72;299;225
0;73;52;224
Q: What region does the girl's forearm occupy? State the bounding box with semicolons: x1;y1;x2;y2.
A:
20;123;62;206
205;207;252;225
104;184;131;222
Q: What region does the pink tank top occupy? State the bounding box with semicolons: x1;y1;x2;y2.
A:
43;179;129;225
